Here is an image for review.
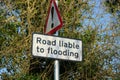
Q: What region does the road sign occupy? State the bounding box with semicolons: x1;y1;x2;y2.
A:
32;33;82;61
44;0;63;35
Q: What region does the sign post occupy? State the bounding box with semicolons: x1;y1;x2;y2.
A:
54;59;59;80
32;34;82;61
32;33;82;79
54;0;59;80
32;0;82;80
44;0;62;79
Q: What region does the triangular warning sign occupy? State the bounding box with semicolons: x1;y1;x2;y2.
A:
44;0;63;35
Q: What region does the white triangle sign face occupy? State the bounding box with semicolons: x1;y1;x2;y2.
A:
44;0;63;35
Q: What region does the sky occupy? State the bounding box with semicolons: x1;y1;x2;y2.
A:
83;0;112;29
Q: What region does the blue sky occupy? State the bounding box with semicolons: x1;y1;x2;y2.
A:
83;0;112;29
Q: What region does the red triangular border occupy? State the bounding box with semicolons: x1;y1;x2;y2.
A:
44;0;63;35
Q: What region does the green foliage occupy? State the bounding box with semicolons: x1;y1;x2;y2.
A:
105;0;120;14
104;1;120;79
15;74;42;80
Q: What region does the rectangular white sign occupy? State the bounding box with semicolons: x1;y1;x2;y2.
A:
32;33;82;61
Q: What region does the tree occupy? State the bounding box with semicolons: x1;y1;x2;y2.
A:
104;0;120;79
0;0;119;79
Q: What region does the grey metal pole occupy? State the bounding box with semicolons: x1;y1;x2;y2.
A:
54;1;59;80
54;59;59;80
